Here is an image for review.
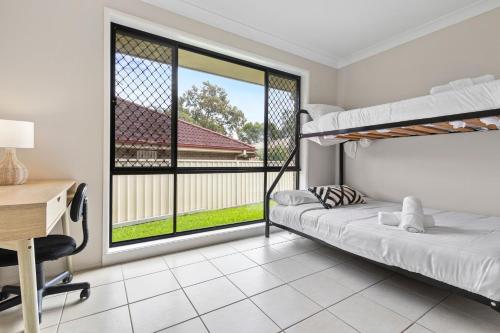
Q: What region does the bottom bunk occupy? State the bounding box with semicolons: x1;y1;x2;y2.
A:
267;199;500;311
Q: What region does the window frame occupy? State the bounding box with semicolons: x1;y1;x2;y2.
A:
109;23;300;247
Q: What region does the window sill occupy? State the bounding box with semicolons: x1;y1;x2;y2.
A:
102;222;266;265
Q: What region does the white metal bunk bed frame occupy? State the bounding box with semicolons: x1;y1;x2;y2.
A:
265;107;500;312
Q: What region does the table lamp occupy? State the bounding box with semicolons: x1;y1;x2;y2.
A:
0;119;34;185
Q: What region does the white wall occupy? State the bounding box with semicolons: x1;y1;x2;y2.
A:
337;7;500;215
0;0;338;279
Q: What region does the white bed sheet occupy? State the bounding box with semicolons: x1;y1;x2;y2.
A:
270;201;500;301
302;80;500;146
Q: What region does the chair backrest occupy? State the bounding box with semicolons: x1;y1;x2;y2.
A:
70;183;87;222
70;183;89;255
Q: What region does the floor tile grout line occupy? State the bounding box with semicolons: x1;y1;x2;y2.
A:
203;242;368;331
158;235;301;271
54;291;69;332
56;268;129;330
207;256;283;331
324;272;401;331
119;262;136;333
259;255;354;288
409;293;451;333
380;277;451;306
168;260;212;333
126;304;136;333
361;279;452;325
239;243;326;267
276;260;379;332
162;238;311;290
151;316;205;333
328;312;363;333
282;308;356;332
122;267;170;280
347;272;453;326
57;304;130;327
57;288;73;328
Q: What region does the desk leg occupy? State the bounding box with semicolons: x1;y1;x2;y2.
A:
61;210;74;273
16;239;40;333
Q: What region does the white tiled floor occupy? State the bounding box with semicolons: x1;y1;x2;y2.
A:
2;230;500;333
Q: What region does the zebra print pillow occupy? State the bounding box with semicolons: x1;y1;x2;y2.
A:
308;185;365;209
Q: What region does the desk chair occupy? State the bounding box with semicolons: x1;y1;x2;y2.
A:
0;183;90;322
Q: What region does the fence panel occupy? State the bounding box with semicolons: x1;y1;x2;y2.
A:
112;160;295;226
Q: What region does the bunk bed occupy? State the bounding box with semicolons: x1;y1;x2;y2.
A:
264;79;500;311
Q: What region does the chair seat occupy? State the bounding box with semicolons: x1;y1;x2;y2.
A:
0;235;76;267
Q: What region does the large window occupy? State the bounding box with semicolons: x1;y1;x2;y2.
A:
110;24;300;246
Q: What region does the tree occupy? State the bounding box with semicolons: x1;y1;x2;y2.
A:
179;81;246;136
237;122;264;144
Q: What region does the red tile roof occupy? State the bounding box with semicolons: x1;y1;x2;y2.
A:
115;98;255;152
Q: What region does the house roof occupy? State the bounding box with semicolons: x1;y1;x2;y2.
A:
115;98;256;152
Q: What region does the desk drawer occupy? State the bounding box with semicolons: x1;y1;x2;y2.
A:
46;191;67;230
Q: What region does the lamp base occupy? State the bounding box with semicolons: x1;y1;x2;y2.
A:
0;148;29;185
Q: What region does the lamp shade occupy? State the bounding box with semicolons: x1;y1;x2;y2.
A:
0;119;34;148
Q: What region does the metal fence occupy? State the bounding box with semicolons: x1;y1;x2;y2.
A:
112;160;295;227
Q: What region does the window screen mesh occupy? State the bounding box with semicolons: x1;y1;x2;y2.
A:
113;30;174;168
267;74;299;167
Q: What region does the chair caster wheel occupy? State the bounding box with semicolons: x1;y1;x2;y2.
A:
62;273;73;284
80;289;90;300
0;291;8;301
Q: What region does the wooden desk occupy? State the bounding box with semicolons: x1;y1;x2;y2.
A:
0;180;76;333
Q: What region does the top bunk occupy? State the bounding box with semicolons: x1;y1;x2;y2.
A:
301;77;500;145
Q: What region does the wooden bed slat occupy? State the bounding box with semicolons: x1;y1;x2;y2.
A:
329;115;499;143
367;132;395;138
389;128;429;136
430;122;473;132
464;118;488;128
465;118;498;130
407;125;450;134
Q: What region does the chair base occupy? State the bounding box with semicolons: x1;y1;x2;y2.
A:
0;263;90;322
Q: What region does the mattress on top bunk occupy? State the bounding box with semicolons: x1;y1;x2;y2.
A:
302;79;500;146
270;200;500;301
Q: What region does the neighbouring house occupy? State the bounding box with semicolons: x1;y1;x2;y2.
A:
114;98;256;166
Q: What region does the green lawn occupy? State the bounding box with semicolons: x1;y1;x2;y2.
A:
112;202;274;243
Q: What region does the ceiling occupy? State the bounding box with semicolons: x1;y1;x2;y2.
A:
142;0;500;68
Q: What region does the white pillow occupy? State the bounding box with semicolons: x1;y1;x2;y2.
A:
271;190;319;206
304;104;344;121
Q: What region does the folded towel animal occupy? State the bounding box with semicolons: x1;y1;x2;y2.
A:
378;211;435;227
400;196;425;233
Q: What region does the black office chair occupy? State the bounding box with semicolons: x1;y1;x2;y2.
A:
0;183;90;322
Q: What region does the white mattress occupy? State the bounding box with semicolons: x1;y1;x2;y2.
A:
302;80;500;146
270;200;500;301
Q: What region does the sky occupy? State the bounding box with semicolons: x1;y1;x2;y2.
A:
178;67;265;123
